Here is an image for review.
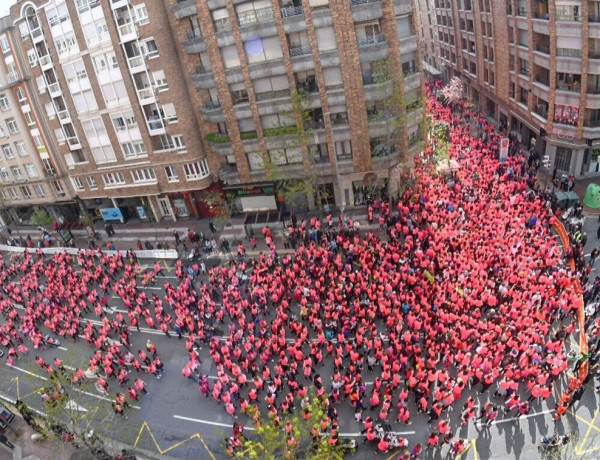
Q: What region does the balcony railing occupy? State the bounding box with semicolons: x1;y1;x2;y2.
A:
66;136;80;147
281;6;304;17
351;0;380;4
201;101;222;112
557;48;581;58
238;7;274;26
358;34;386;47
589;84;600;94
290;45;311;57
256;89;289;101
47;82;61;95
590;51;600;60
517;7;527;17
556;13;581;22
6;72;20;83
56;110;70;121
518;68;530;77
590;15;600;23
118;23;137;39
535;77;550;87
187;29;202;40
38;54;52;67
535;44;550;54
127;55;145;69
137;87;155;100
533;106;548;119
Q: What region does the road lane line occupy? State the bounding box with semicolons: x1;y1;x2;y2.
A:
475;409;554;426
7;364;48;381
173;414;256;430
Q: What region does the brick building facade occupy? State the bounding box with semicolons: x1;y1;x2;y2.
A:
425;0;600;179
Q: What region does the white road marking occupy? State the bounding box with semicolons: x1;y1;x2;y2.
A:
339;431;415;437
475;409;554;426
173;414;255;430
7;364;48;381
57;346;68;351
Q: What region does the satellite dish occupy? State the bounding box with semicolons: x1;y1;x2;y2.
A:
364;173;377;186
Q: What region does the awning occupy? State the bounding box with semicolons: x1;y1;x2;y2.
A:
422;61;441;76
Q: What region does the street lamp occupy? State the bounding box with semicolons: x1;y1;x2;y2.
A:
542;155;552;192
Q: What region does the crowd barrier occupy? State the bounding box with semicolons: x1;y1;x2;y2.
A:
551;218;589;384
0;244;178;260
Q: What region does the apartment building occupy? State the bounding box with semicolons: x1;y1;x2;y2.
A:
10;0;212;222
429;0;600;179
0;15;77;225
168;0;423;211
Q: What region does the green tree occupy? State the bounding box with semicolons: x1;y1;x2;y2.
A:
79;212;98;238
264;92;331;213
231;395;351;460
199;189;232;230
31;207;55;229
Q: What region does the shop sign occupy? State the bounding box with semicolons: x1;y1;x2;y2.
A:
228;185;274;198
99;208;124;221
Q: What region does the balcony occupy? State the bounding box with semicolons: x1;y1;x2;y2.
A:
516;7;527;17
137;87;156;104
591;15;600;23
255;89;289;102
117;23;138;42
555;13;581;22
6;72;21;84
281;6;304;18
351;0;382;21
146;116;166;136
66;136;81;149
127;55;146;73
532;105;548;120
111;0;129;10
183;30;205;54
357;34;386;47
535;43;550;55
290;45;312;57
192;69;215;89
56;110;71;123
238;7;274;27
47;82;62;97
31;28;43;43
38;54;53;70
351;0;380;4
173;0;196;19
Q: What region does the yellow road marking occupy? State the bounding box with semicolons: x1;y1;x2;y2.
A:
134;421;217;459
454;439;478;460
162;260;172;273
572;408;600;454
10;377;20;400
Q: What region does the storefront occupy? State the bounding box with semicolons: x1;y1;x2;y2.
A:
223;183;277;213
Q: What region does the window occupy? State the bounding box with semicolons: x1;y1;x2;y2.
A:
0;168;9;181
100;79;127;106
86;176;98;189
27;49;37;67
6;118;18;134
555;147;572;172
11;166;22;179
52;180;66;197
55;33;78;58
152;70;168;91
17;88;27;106
0;36;11;57
0;95;9;112
47;3;69;27
24;112;36;127
19;185;32;199
247;152;264;170
335;140;352;159
7;187;17;200
36;76;46;94
269;148;303;165
24;163;38;178
55;128;66;144
15;142;27;157
172;134;186;150
2;144;13;158
82;118;117;163
121;141;147;159
103;172;126;186
93;52;119;72
131;168;156;183
34;184;46;198
244;37;283;63
165;165;179;182
42;158;56;176
143;39;158;58
71;177;85;191
77;0;100;13
112;112;137;130
212;8;230;30
134;4;149;25
161;104;178;123
33;135;44;150
183;159;210;180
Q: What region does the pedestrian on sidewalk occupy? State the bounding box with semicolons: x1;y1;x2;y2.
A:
209;221;217;234
221;239;230;253
590;247;600;268
173;230;181;246
104;222;115;237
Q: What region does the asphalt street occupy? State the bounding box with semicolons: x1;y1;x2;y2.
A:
0;224;599;460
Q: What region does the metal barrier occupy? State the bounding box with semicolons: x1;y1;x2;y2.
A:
0;244;178;260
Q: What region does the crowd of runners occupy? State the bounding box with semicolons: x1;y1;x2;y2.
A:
0;80;590;458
